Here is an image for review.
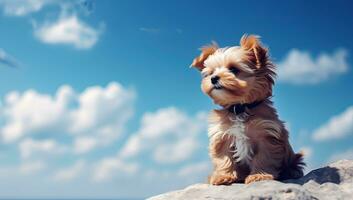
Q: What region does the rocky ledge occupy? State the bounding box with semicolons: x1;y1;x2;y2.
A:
148;160;353;200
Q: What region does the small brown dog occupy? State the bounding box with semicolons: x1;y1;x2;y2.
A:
191;35;304;185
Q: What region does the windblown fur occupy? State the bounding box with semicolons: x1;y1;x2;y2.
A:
191;34;305;185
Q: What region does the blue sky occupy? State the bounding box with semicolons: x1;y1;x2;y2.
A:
0;0;353;199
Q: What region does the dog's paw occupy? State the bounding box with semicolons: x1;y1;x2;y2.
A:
209;173;236;185
245;173;274;184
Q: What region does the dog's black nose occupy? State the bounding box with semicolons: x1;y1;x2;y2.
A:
211;76;220;84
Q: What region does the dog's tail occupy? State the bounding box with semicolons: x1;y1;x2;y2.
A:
279;151;305;180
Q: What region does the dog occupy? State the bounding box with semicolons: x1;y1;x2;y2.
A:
191;35;305;185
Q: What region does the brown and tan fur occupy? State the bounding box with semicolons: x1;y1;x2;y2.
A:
191;34;304;185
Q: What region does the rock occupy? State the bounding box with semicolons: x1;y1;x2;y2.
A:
148;160;353;200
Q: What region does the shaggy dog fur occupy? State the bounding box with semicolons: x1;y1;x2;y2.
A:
191;35;305;185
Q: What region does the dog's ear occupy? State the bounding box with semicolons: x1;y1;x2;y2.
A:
190;42;218;71
240;34;268;69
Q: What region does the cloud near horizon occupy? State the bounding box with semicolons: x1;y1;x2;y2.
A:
53;160;86;181
0;81;211;187
0;82;135;151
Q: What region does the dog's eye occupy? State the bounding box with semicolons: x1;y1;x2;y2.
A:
229;67;240;75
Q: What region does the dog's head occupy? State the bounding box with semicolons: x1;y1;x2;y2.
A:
191;35;276;107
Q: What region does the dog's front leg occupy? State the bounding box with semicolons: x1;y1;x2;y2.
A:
208;134;237;185
244;141;281;184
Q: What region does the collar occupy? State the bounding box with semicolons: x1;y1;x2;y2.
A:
227;100;263;115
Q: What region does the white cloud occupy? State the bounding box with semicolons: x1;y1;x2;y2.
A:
277;49;349;84
67;82;135;152
94;107;207;181
93;157;139;182
34;15;103;49
0;48;19;68
312;106;353;141
53;160;85;181
73;136;97;154
0;82;134;146
0;80;211;192
329;149;353;163
0;0;52;16
1;85;74;143
153;137;199;163
141;161;210;184
0;0;103;49
69;82;133;135
118;134;142;158
119;107;207;164
19;160;46;174
0;166;11;178
177;161;210;177
0;82;135;159
19;138;67;159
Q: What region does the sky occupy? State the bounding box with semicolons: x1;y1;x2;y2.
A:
0;0;353;199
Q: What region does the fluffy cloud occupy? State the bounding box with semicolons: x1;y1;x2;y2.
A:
0;82;135;155
34;15;103;49
312;106;353;141
1;86;74;143
177;161;210;178
69;82;133;135
153;137;199;163
53;160;85;181
0;81;141;183
73;136;97;154
19;160;47;174
0;48;19;68
0;81;210;190
0;0;103;49
0;0;52;16
19;138;67;159
93;157;139;182
142;161;210;184
277;49;348;84
119;107;207;163
93;107;207;181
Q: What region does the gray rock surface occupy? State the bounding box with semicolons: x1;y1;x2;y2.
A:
148;160;353;200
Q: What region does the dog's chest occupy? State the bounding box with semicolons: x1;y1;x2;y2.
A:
227;116;253;164
209;115;253;164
